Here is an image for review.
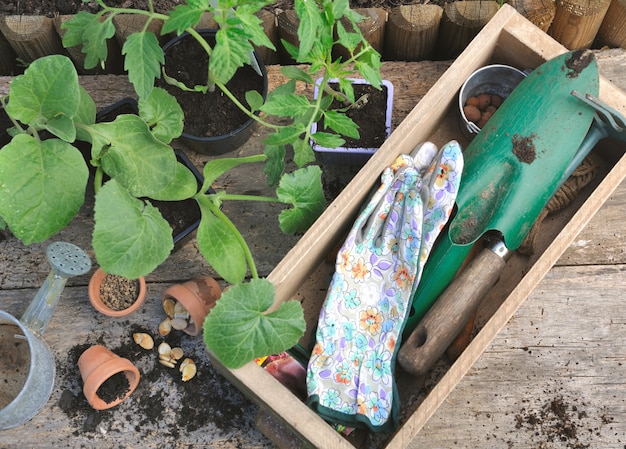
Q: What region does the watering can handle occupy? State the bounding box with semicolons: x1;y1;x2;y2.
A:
398;239;510;377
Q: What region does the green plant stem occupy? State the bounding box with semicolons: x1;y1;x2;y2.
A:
218;193;282;203
94;166;104;195
96;4;168;22
186;27;213;58
195;194;259;280
211;78;281;130
302;74;331;143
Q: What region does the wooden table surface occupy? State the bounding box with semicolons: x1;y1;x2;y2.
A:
0;49;624;448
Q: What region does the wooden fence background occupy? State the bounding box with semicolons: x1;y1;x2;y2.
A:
0;0;625;76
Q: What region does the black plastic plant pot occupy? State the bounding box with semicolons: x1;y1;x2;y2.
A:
0;107;13;148
160;29;269;156
167;149;204;252
93;98;206;253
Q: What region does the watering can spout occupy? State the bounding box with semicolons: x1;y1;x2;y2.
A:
20;242;91;338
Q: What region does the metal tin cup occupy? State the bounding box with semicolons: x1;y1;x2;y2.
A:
458;64;527;139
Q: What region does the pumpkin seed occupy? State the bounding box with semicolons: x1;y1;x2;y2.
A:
133;332;154;350
163;298;176;318
158;317;172;336
170;318;188;330
180;358;196;382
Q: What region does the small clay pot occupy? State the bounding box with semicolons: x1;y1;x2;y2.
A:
162;275;222;336
77;345;140;410
88;268;147;317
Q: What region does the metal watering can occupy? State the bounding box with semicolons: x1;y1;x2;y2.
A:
0;242;91;429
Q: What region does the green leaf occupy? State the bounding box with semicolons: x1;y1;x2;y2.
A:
211;26;256;85
322;110;359;139
235;7;276;51
138;87;184;144
83;16;117;70
293;138;316;168
354;58;382;88
61;11;97;48
245;90;264;112
312;131;346;148
295;0;323;61
336;78;355;104
74;86;97;142
6;55;80;135
122;32;164;99
62;12;115;70
196;204;248;284
203;278;306;369
263;123;306;146
162;68;208;94
161;3;205;35
93;180;173;279
0;134;88;244
87;115;178;197
280;65;314;84
266;79;295;99
46;114;76;142
276;165;325;233
263;144;285;187
331;0;352;19
280;38;299;60
149;162;199;201
201;154;266;190
260;92;310;117
335;21;361;55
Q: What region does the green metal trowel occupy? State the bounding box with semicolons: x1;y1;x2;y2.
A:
398;50;600;376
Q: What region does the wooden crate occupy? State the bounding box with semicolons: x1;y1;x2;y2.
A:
207;5;626;448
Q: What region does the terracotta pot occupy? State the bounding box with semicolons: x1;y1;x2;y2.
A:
88;268;147;317
77;345;140;410
162;275;222;336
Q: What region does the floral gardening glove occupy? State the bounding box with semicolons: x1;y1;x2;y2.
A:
306;141;463;432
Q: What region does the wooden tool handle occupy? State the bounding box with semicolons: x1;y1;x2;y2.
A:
398;245;507;377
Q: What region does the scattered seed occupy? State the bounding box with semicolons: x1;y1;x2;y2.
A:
170;318;188;330
158;341;172;357
171;347;184;361
180;358;196;381
133;332;154;350
158;318;172;336
163;298;176;318
158;359;176;369
174;301;187;315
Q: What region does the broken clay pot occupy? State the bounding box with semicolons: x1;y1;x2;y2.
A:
161;275;222;336
78;345;140;410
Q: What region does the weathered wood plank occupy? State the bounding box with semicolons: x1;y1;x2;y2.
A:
406;264;626;448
